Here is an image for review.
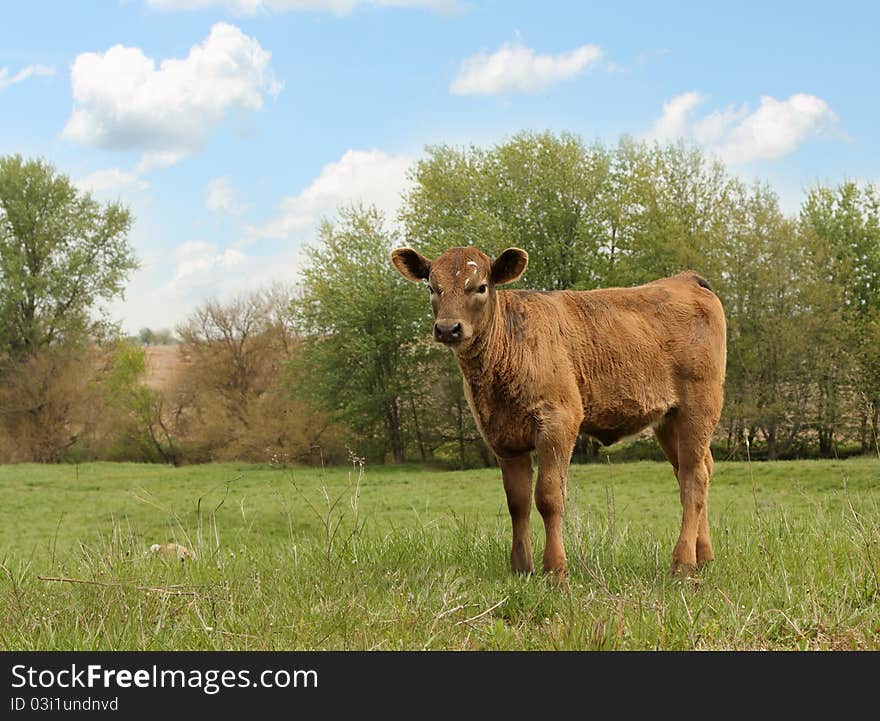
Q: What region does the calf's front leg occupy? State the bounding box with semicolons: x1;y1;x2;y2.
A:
499;453;535;574
534;417;578;583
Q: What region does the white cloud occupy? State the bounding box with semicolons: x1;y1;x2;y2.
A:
205;176;245;215
691;105;747;147
644;91;838;164
171;240;247;281
75;168;150;194
107;239;303;333
145;0;459;14
714;95;838;164
137;151;187;172
0;63;55;90
450;41;602;95
74;152;187;196
107;147;410;333
644;91;705;143
252;148;412;240
167;148;412;328
63;22;280;158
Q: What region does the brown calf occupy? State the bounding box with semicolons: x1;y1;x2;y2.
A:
391;245;727;581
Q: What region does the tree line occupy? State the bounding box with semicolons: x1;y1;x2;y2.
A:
1;133;878;466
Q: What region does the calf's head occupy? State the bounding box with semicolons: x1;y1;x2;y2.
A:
391;246;528;346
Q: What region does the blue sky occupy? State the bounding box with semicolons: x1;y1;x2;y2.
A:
1;0;877;333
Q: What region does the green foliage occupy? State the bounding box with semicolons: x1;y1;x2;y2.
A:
430;439;490;469
0;155;139;463
799;182;880;454
293;205;428;462
715;183;809;457
104;342;154;444
107;339;148;394
0;155;137;358
97;341;178;464
402;133;734;289
483;132;612;290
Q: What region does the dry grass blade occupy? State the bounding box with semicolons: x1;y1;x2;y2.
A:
456;596;509;626
37;575;199;597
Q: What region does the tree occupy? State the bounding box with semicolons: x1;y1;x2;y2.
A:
0;156;137;462
100;341;182;464
137;327;174;345
615;140;733;285
0;155;137;359
174;285;341;464
177;291;281;429
402;131;612;291
487;132;612;291
293;205;427;463
800;182;880;455
402;134;734;291
718;182;813;458
0;345;98;462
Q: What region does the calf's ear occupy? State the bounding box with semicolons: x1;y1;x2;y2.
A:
391;248;432;282
491;247;528;285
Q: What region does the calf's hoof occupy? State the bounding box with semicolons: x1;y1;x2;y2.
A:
510;547;534;575
511;559;534;575
696;544;714;567
669;559;696;578
542;566;568;589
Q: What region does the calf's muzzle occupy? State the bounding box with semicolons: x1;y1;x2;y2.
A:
434;320;463;344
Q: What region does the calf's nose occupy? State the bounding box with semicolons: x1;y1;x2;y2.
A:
434;320;463;343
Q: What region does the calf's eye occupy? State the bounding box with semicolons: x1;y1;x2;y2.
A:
477;284;487;294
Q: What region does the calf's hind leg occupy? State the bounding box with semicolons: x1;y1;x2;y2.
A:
499;453;534;574
669;414;716;576
655;418;715;572
696;450;715;565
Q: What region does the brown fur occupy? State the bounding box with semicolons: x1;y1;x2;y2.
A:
391;245;727;581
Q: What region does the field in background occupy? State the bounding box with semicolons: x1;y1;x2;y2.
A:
0;458;878;650
143;344;185;392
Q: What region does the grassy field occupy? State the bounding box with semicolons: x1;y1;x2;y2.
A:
1;457;878;650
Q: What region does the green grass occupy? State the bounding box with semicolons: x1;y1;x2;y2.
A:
1;458;878;650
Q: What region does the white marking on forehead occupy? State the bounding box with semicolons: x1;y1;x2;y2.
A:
455;270;460;276
464;278;470;288
466;261;478;267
